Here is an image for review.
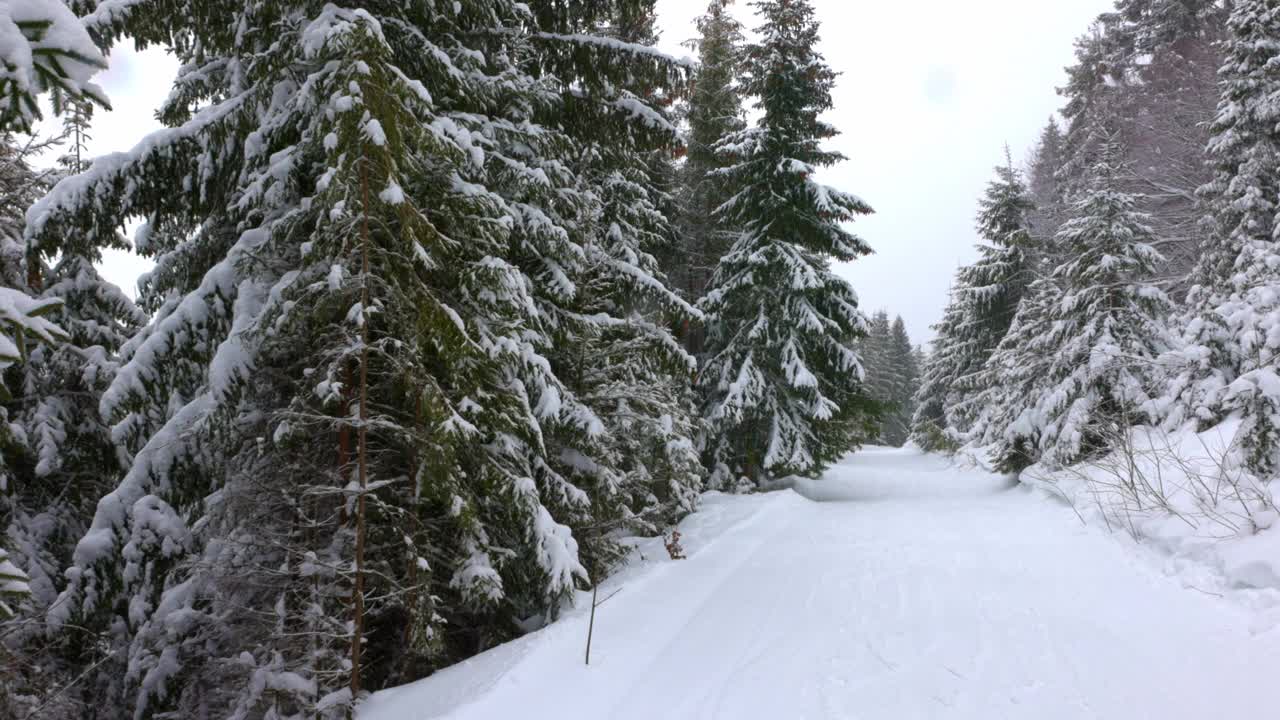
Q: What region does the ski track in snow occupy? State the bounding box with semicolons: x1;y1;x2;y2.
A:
362;447;1280;720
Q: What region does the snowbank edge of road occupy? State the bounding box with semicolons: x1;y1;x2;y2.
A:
951;421;1280;636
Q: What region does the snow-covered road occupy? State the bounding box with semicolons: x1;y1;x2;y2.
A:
362;447;1280;720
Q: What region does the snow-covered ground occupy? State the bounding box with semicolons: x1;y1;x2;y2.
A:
362;447;1280;720
1017;419;1280;607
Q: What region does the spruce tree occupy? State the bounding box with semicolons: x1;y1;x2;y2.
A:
910;281;965;451
970;278;1058;471
0;103;147;718
861;309;894;425
25;3;695;716
985;151;1174;470
0;131;64;461
17;101;143;554
700;0;875;485
1167;0;1280;475
1028;119;1068;243
883;315;919;447
945;157;1037;436
543;0;704;573
674;0;746;314
911;157;1039;453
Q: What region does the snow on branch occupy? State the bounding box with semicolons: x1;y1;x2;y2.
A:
532;32;695;70
0;0;110;132
25;88;249;249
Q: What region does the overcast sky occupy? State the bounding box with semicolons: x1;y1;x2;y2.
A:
60;0;1116;345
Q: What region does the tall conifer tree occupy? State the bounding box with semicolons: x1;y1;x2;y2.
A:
883;316;919;447
700;0;875;485
23;3;696;715
543;0;704;572
946;158;1038;435
910;281;965;451
1028;119;1068;244
0;102;147;717
674;0;746;314
984;151;1174;470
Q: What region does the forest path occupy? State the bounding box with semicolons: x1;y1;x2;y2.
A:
362;447;1280;720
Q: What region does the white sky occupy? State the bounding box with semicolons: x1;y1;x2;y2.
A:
53;0;1116;344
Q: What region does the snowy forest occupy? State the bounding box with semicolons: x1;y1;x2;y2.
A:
0;0;1278;718
912;0;1278;487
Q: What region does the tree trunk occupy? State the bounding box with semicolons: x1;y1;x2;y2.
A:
350;146;372;704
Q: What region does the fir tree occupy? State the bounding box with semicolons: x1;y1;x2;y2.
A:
860;309;894;419
911;157;1038;452
700;0;875;485
969;278;1059;471
1028;119;1068;244
543;0;705;573
1057;1;1225;286
1166;0;1280;475
23;3;699;716
0;130;66;503
910;281;965;452
673;0;746;316
985;150;1174;470
16;100;142;546
945;157;1038;436
883;316;919;447
858;310;919;446
0;100;147;719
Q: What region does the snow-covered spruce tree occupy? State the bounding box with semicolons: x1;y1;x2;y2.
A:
533;0;704;573
882;315;919;447
1028;119;1068;243
0;283;64;480
672;0;746;314
859;309;893;437
0;132;62;495
909;281;965;452
1;104;146;719
700;0;875;486
0;129;73;716
1164;0;1280;476
24;4;692;716
945;157;1038;438
986;150;1174;471
968;278;1058;472
0;0;109;132
910;345;927;408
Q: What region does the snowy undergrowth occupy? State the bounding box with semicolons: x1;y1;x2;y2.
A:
1013;419;1280;631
